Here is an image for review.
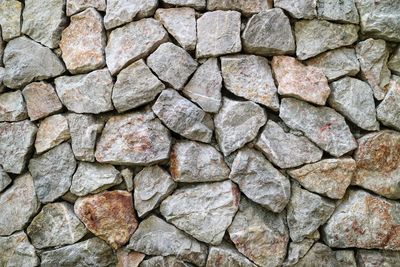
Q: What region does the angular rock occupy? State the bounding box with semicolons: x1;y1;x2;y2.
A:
28;143;77;203
117;250;145;267
356;250;400;267
0;231;39;267
293;243;339;267
0;166;11;192
317;0;359;23
140;256;192;267
214;98;266;156
207;0;271;16
206;243;257;267
279;98;357;157
161;0;205;10
388;47;400;75
0;90;28;122
35;114;70;153
377;79;400;131
66;0;106;16
0;0;22;41
283;239;315;266
196;11;241;58
121;168;134;192
295;20;359;60
242;8;295;56
272;56;331;105
274;0;316;19
335;250;357;267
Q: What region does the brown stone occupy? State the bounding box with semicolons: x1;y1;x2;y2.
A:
116;250;145;267
35;114;70;153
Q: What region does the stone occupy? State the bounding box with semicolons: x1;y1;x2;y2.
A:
60;8;106;74
66;0;106;16
356;38;391;100
161;0;205;10
128;215;208;266
27;202;87;249
283;239;315;266
0;166;11;192
206;243;257;267
140;256;193;267
0;90;28;122
221;54;279;111
117;250;145;267
207;0;271;16
0;68;4;92
35;114;70;153
279;98;357;157
214;98;266;156
389;47;400;75
0;0;22;41
228;197;289;267
352;130;400;199
377;80;400;131
22;0;67;48
328;77;379;131
335;250;357;267
134;165;176;217
242;8;295;56
196;11;241;58
121;168;134;192
0;120;37;174
0;231;39;267
272;56;331;105
182;58;222;113
288;158;356;199
170;140;230;183
106;18;168;75
0;173;39;235
295;20;359;60
293;243;339;267
160;180;239;245
255;120;323;169
230;147;290;213
356;250;400;267
41;238;116;267
274;0;316;19
317;0;359;23
3;36;65;89
113;59;165;113
155;8;196;51
95;110;171;165
71;162;122;196
28;143;77;203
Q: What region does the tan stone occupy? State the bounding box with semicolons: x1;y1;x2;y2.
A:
35;114;70;153
116;250;145;267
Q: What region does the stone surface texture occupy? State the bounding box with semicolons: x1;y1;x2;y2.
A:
34;114;70;153
0;0;22;41
66;0;106;16
377;79;400;131
0;90;28;122
0;231;39;267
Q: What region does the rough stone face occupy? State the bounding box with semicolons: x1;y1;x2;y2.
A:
221;54;279;111
161;0;205;10
27;202;87;249
105;18;168;75
317;0;359;23
113;59;165;113
230;147;290;213
117;250;145;267
35;114;70;153
60;8;106;74
242;8;295;56
279;98;357;157
206;243;257;267
272;56;331;105
377;80;400;131
134;165;176;217
214;98;267;156
160;180;239;245
335;250;357;267
22;0;67;48
0;173;39;235
147;43;198;89
3;36;65;89
389;47;400;75
140;256;192;267
196;11;241;58
295;20;359;60
283;239;315;266
128;215;208;266
293;243;339;267
0;166;11;192
0;231;39;267
66;0;106;16
274;0;316;19
356;250;400;267
0;0;22;41
228;197;289;267
207;0;271;16
0;90;28;122
28;143;76;203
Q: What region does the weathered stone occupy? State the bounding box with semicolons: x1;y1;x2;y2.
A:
0;231;39;267
274;0;316;19
22;0;67;48
0;90;28;122
317;0;359;23
356;38;390;100
35;114;70;153
335;250;357;267
272;56;331;105
283;239;315;266
279;98;357;157
0;67;4;92
214;98;266;156
128;215;208;266
3;36;65;89
66;0;106;16
28;143;76;203
295;20;359;60
0;166;11;192
0;120;37;174
207;0;271;16
389;47;400;75
27;202;87;249
121;168;134;192
196;11;241;58
377;79;400;131
117;250;145;267
60;8;106;74
206;243;257;267
161;0;205;10
228;197;289;267
0;0;22;41
106;18;168;75
293;243;339;267
0;173;39;235
356;250;400;267
160;180;239;245
140;256;193;267
242;8;295;56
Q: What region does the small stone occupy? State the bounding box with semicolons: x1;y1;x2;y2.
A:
196;11;241;58
274;0;316;19
206;243;257;267
0;231;39;267
35;114;70;153
242;8;295;56
117;250;145;267
28;143;77;203
3;36;65;89
121;168;134;192
279;98;357;157
377;79;400;131
128;215;208;266
160;180;239;245
161;0;205;10
0;90;28;122
207;0;271;16
317;0;359;23
214;98;267;156
0;0;22;41
0;166;11;192
106;18;168;75
283;239;315;266
113;59;165;113
388;47;400;75
356;250;400;267
293;243;339;267
27;202;87;249
140;256;192;267
66;0;106;16
272;56;331;105
134;165;176;217
335;250;357;267
295;20;359;60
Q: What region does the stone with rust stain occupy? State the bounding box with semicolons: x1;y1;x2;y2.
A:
66;0;106;16
0;231;39;267
35;114;70;153
377;79;400;131
206;243;257;267
0;90;28;122
356;249;400;267
117;249;145;267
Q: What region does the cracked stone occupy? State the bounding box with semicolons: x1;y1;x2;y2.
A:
377;79;400;131
274;0;316;19
0;231;39;267
0;90;28;122
0;166;11;192
35;114;70;154
317;0;359;23
66;0;106;16
207;0;271;16
0;0;22;41
206;243;257;267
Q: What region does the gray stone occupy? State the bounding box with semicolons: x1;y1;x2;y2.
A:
0;67;4;92
0;166;11;192
28;143;77;203
274;0;316;19
388;46;400;75
335;250;357;267
279;98;357;157
377;79;400;131
356;250;400;267
196;11;241;58
0;0;22;41
35;114;70;153
214;98;267;156
317;0;359;23
66;0;106;16
121;168;134;192
140;256;192;267
161;0;205;10
295;20;359;60
206;243;257;267
293;243;339;267
283;239;315;266
207;0;271;16
0;231;39;267
160;180;239;245
242;8;295;56
0;90;28;122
